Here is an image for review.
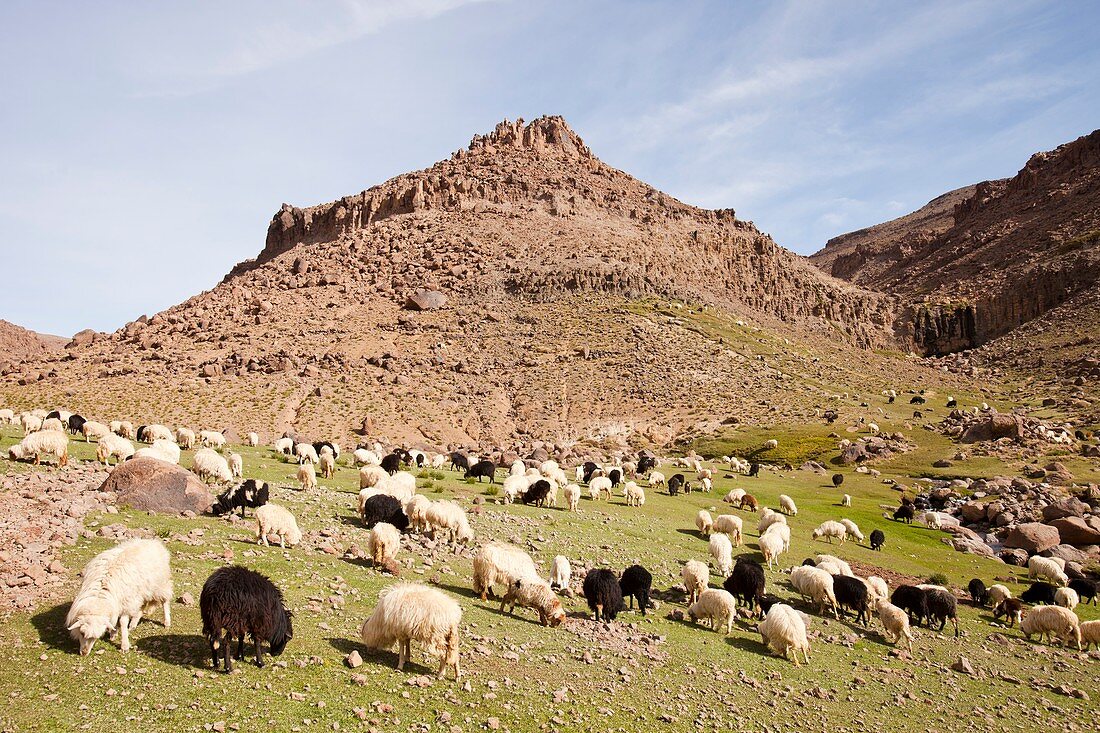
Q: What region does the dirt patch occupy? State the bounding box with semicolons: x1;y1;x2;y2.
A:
561;616;667;662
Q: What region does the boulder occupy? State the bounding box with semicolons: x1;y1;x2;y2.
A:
999;548;1029;566
405;289;448;311
67;329;97;348
946;537;996;558
1000;522;1060;553
960;502;987;524
839;443;869;465
1042;544;1093;566
960;414;1022;443
1048;517;1100;547
99;458;214;514
1041;497;1089;521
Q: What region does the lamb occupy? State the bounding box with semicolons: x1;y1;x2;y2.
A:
619;565;652;615
788;566;838;617
175;427;196;449
589;476;613;500
192;448;232;483
199;430;226;449
362;495;409;531
876;601;913;651
318;451;335;479
623;481;645;506
987;584;1012;611
839;519;864;544
1020;605;1081;649
841;493;851;507
709;533;733;576
1020;581;1057;605
8;429;69;466
723;556;765;615
500;577;567;627
682;560;710;605
200;565;292;672
549;556;571;591
688;588;737;634
967;578;989;606
778;494;797;515
696;509;714;535
473;543;539;600
712;514;743;546
65;538;172;655
213;479;270;518
95;433;134;465
757;603;811;665
369;522;401;572
811;520;847;544
295;443;319;465
563;483;581;511
228;452;243;479
424;500;475;551
994;598;1025;627
758;527;786;570
81;420;110;442
832;575;871;625
1054;586;1079;611
1027;556;1069;586
1068;578;1097;605
246;432;260;447
359;464;389;490
1080;619;1100;650
255;503;302;548
582;568;624;622
739;494;759;511
648;471;666;488
723;488;746;505
758;508;786;534
297;462;317;491
869;529;885;550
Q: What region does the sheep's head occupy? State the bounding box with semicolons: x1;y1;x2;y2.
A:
68;616;112;656
269;610;293;656
811;529;823;540
286;527;302;547
544;600;566;627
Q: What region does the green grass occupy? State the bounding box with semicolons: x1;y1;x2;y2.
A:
0;424;1097;732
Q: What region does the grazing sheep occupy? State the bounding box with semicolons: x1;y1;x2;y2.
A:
20;414;42;433
839;519;864;544
682;560;710;605
9;429;69;466
228;452;243;479
465;459;497;483
192;448;232;483
924;588;960;636
869;529;885;550
619;565;652;615
42;417;66;434
758;508;786;534
1068;578;1096;605
967;578;989;606
765;522;791;552
473;543;539;601
667;473;685;495
877;601;913;651
1054;587;1079;611
80;420;110;442
255;504;302;548
353;448;380;466
1027;556;1069;587
317;451;335;480
890;585;928;626
424;500;475;551
758;527;786;570
994;598;1024;627
65;538;172;655
864;575;889;604
710;534;734;576
95;433;134;465
291;460;316;490
688;588;737;634
359;585;462;678
199;430;226;449
841;493;851;507
1079;619;1100;650
522;479;552;507
724;556;765;615
832;575;871;625
403;495;432;534
893;505;915;523
212;479;270;518
1021;582;1057;605
789;566;838;618
563;483;581;511
175;428;196;449
648;471;666;488
778;494;797;515
1021;605;1081;649
757;604;811;665
811;520;847;544
832;473;844;488
763;439;779;450
696;510;714;536
582;568;624;622
589;476;613;500
500;577;567;627
274;437;294;456
712;514;743;546
549;556;571;590
0;408;13;424
369;522;401;571
362;495;409;531
623;481;646;507
723;488;746;505
295;443;319;465
246;432;259;447
987;584;1012;610
739;494;759;512
359;464;389;490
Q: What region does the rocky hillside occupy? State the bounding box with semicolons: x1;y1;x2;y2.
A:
0;320;64;368
1;117;966;449
811;130;1100;355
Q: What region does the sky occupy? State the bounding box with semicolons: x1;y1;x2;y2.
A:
1;0;1097;336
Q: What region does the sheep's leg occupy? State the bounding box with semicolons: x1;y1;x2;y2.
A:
209;635;220;670
236;634;246;660
118;616;132;652
223;636;234;673
162;599;171;628
255;637;265;668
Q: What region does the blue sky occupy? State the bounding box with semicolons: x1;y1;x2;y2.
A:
1;0;1097;336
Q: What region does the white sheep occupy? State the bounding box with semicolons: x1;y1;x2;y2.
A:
142;424;174;443
623;481;645;506
811;520;847;544
839;518;864;544
766;520;791;550
42;417;66;434
369;522;401;570
688;588;737;634
987;584;1012;612
113;421;136;439
712;514;743;546
1081;620;1100;651
96;433;134;465
319;451;335;479
502;474;529;504
199;430;226;449
696;468;713;481
360;584;462;678
20;414;42;433
228;451;243;478
499;576;567;627
0;408;13;424
589;476;612;500
1021;605;1081;649
763;439;779;450
757;603;811;665
9;429;69;466
921;511;941;529
723;488;746;505
867;423;879;434
297;462;317;490
353;448;380;466
700;477;712;492
403;494;431;533
381;472;416;502
255;503;302;548
295;443;319;465
274;437;294;456
65;538;172;655
682;560;710;605
788;565;838;618
430;453;446;469
424;500;474;551
81;420;110;442
192;447;232;483
548;556;571;590
1027;556;1069;586
710;533;733;576
778;494;797;515
877;601;913;651
1054;587;1079;611
841;494;851;507
134;439;180;464
473;543;540;600
816;554;854;576
648;471;666;488
509;459;526;477
758;508;786;534
696;509;714;535
359;464;389;490
759;526;786;569
865;575;889;602
563;483;581;511
246;432;260;447
175;427;196;449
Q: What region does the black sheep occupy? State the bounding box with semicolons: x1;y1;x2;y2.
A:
607;468;623;487
67;414;86;436
887;395;895;403
831;473;844;488
135;425;149;442
582;569;623;622
46;410;61;421
893;505;915;523
832;575;871;625
748;462;760;477
413;452;425;467
913;410;923;418
891;585;928;626
924;588;959;636
212;479;270;518
869;529;885;550
1069;578;1097;605
449;451;471;472
667;473;685;495
910;395;926;405
967;578;989;606
1020;581;1056;605
946;398;958;408
362;494;409;530
993;598;1024;626
521;479;551;507
637;455;657;475
380;453;402;475
723;556;765;615
823;409;838;423
619;565;653;615
312;441;337;460
200;566;293;672
757;594;783;615
582;461;600;483
801;558;817;566
465;460;497;483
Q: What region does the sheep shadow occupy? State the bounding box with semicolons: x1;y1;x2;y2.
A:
431;581;481;602
725;634;767;654
675;528;707;540
326;636;360;656
31;603;74;652
354;647;437;676
134;633;210;667
338;515;364;528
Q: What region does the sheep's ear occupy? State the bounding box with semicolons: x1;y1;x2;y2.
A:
67;621;82;632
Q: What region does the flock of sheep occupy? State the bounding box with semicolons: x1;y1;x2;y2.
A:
3;404;1098;678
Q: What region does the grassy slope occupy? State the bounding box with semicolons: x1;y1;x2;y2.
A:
0;424;1097;733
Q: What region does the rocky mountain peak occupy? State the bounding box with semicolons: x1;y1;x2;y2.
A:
465;116;593;160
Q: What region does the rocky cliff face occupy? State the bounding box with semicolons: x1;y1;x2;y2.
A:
0;320;64;373
811;129;1100;355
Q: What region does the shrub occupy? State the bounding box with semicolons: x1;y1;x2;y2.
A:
927;573;949;587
